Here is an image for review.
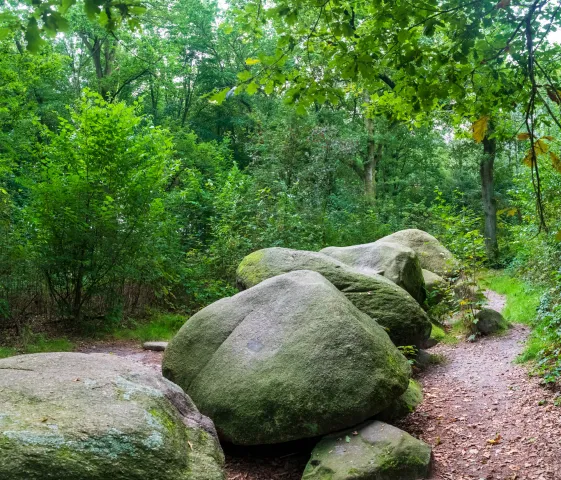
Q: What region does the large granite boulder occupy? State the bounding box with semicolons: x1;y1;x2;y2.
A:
0;353;225;480
423;269;447;306
163;270;411;445
376;379;423;423
237;248;431;347
380;229;458;277
321;241;426;305
302;420;432;480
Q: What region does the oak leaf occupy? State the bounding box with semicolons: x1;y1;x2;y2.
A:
550;151;561;173
472;116;489;143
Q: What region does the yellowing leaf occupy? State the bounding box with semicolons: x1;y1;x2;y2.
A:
523;151;535;167
542;136;554;141
555;231;561;242
534;139;549;155
550;151;561;173
517;133;531;141
507;208;518;217
472;116;489;143
496;0;511;7
245;58;261;65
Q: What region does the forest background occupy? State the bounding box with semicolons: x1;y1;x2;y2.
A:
2;0;561;377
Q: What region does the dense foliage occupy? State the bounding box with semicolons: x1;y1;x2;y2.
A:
2;0;561;381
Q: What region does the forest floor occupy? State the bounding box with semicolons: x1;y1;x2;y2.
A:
401;290;561;480
75;289;561;480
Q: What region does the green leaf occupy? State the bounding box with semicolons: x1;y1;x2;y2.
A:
25;17;46;54
237;70;253;82
246;82;259;95
264;81;275;95
60;0;77;15
210;87;230;105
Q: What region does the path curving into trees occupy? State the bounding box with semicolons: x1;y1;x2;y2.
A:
402;292;561;480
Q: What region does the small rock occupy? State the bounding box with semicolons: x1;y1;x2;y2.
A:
475;309;508;335
143;341;168;351
302;420;432;479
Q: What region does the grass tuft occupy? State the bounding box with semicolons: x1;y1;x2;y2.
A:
479;272;544;324
112;313;187;342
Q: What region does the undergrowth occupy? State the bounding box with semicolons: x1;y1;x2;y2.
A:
479;271;561;384
479;273;543;324
111;313;187;342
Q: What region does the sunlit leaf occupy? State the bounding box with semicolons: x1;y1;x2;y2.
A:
472;116;489;143
245;58;261;65
209;87;230;105
246;82;259;95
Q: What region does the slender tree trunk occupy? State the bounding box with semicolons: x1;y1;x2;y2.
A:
481;133;499;264
364;116;381;202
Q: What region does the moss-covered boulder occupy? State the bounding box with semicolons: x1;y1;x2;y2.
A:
380;229;458;277
237;248;431;347
302;420;432;480
163;270;411;445
321;241;426;305
423;269;446;306
0;352;225;480
376;379;423;423
475;308;508;335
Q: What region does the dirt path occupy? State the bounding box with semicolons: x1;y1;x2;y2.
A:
77;340;163;372
401;293;561;480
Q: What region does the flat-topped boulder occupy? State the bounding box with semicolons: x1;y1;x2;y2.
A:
302;420;432;480
163;270;411;445
143;341;168;351
321;241;426;305
380;229;458;277
0;352;225;480
237;248;431;347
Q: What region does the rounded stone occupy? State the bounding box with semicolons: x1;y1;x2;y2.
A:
163;270;411;445
0;352;225;480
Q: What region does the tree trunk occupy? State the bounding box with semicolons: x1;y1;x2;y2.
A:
481;134;499;264
364;116;381;202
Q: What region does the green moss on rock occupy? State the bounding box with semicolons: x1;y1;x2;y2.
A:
236;247;431;347
164;271;411;445
302;420;431;480
376;379;423;423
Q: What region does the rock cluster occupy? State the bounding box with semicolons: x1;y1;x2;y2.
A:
2;229;456;480
162;229;455;479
